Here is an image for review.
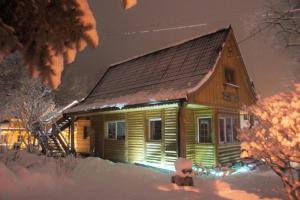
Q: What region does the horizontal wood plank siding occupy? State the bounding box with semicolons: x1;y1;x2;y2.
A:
184;108;195;161
74;119;90;153
102;114;127;162
145;109;163;164
163;107;178;165
218;143;240;164
127;111;145;163
104;139;127;162
145;142;162;164
188;31;256;109
195;144;216;166
184;106;216;166
85;105;179;165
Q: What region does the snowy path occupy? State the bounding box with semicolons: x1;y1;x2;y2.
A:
0;152;286;200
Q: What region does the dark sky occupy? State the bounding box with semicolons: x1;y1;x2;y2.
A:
59;0;299;99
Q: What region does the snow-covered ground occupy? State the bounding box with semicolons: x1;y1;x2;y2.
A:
0;151;286;200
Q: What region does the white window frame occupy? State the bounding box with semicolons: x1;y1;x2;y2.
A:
106;120;126;140
219;117;236;144
148;118;162;141
196;117;212;144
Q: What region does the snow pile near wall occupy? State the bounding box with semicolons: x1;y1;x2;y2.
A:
0;151;287;200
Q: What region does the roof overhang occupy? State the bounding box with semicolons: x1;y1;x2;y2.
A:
65;98;186;117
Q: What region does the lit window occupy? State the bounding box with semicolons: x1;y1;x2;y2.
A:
198;118;212;143
225;68;235;84
107;121;126;140
83;126;89;139
219;117;238;143
149;119;162;141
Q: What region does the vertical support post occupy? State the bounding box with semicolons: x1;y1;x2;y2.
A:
178;100;186;158
214;109;219;165
70;121;75;153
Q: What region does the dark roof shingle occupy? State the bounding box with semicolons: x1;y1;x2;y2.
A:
67;27;230;113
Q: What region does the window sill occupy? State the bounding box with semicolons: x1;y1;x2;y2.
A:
146;140;162;143
219;142;240;145
196;143;213;145
224;83;240;88
105;138;125;141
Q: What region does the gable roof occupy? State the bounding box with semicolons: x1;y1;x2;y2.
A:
67;27;231;114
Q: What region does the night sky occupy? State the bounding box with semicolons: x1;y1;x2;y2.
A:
58;0;299;100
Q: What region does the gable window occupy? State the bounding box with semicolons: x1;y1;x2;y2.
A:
197;118;212;143
107;121;126;140
83;126;89;139
219;117;238;143
149;118;162;141
224;68;235;85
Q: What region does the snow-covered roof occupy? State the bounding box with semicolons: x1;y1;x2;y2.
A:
66;27;230;114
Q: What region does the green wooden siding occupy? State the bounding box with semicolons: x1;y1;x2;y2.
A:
218;143;240;164
163;107;178;165
145;142;162;164
195;144;216;166
127;111;145;163
184;106;217;166
88;105;179;165
104;139;127;162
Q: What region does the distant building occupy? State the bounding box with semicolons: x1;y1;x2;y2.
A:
0;119;28;151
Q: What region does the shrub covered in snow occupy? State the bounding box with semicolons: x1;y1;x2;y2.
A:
239;83;300;200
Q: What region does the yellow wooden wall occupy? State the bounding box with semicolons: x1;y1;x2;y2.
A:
183;29;255;166
216;109;241;164
74;119;91;153
103;114;127;162
188;30;256;109
182;106;216;166
126;111;145;163
0;129;29;150
145;109;163;164
88;105;178;165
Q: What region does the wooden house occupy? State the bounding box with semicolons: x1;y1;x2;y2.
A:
0;119;28;151
65;26;256;167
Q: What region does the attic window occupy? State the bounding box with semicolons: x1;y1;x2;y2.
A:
224;68;236;85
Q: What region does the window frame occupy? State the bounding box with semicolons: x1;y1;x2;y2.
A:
148;118;162;142
219;117;238;144
224;68;237;85
106;120;126;140
196;117;213;144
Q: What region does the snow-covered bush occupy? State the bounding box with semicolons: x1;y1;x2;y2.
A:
239;83;300;200
55;155;78;177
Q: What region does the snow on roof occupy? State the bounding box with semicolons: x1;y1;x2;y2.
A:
66;27;230;114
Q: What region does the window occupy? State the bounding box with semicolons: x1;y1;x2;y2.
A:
224;68;235;84
83;126;89;139
243;114;250;120
219;118;225;143
226;117;233;143
107;121;126;140
219;117;238;143
149;118;162;141
197;118;212;143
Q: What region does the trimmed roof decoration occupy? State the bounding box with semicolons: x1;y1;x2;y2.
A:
67;27;231;114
